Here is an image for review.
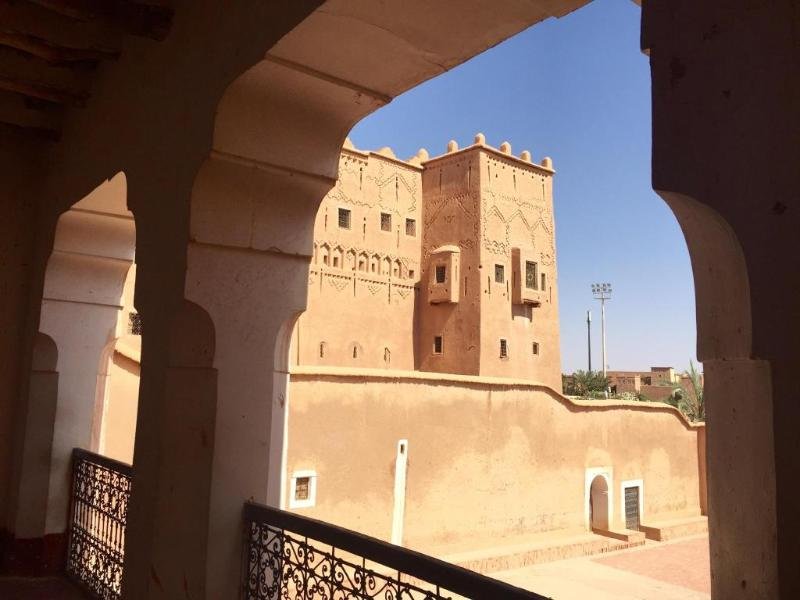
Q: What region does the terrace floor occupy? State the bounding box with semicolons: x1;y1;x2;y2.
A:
493;534;710;599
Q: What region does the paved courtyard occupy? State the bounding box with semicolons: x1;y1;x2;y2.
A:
493;534;710;600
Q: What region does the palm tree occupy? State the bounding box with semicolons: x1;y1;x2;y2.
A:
666;360;705;421
570;370;610;397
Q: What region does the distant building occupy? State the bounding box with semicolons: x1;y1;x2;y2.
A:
292;134;560;388
608;366;703;401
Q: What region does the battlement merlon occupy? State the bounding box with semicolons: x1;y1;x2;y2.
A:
340;134;554;174
341;137;424;171
420;133;555;175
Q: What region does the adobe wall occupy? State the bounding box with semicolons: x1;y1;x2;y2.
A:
285;369;703;554
417;149;482;375
476;148;560;388
101;352;139;464
293;148;422;370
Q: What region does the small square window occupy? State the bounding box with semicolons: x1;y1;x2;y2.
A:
338;208;351;229
289;470;317;509
128;312;142;336
495;264;505;284
435;265;446;284
433;335;443;354
525;261;538;289
500;338;508;358
532;342;540;355
406;218;416;236
295;477;310;500
381;212;392;232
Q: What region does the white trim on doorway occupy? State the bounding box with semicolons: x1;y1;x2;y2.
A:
584;466;613;530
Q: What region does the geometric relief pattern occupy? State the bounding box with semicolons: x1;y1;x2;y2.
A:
330;154;419;216
66;449;133;600
326;274;351;292
481;189;556;265
421;190;479;262
314;239;419;280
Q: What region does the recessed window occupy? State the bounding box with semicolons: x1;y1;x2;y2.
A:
406;218;416;236
408;269;415;279
358;258;366;272
295;477;310;500
541;273;547;291
435;265;446;283
338;208;351;229
333;256;340;268
525;261;538;290
532;342;540;355
319;342;327;358
500;338;508;358
381;212;392;232
289;470;317;509
433;335;443;354
128;312;143;336
495;264;505;284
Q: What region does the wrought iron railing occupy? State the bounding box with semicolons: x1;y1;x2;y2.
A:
243;501;550;600
66;448;132;599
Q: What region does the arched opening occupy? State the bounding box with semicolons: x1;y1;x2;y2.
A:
275;2;716;597
35;172;137;535
589;475;610;531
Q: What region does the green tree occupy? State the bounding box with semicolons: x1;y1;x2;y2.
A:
569;370;610;397
666;360;705;422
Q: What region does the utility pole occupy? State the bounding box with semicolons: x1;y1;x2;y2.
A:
586;310;592;372
591;283;612;376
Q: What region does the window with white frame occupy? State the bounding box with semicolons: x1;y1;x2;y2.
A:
289;470;317;509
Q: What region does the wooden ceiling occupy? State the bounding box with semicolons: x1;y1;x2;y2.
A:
0;0;173;141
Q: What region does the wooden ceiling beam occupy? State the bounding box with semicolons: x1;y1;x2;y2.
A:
0;30;119;64
0;1;121;60
25;0;174;41
0;47;90;105
0;74;86;105
0;89;61;139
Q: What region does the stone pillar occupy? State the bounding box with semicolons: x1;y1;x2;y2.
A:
645;1;798;597
37;178;135;537
2;333;60;574
0;135;40;562
185;156;326;597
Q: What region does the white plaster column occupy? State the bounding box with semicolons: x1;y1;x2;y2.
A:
37;176;135;535
185;156;328;597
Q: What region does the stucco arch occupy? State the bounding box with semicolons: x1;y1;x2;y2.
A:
35;172;136;535
142;1;775;596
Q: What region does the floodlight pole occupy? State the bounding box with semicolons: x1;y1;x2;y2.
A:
586;310;592;372
591;283;612;377
600;299;607;377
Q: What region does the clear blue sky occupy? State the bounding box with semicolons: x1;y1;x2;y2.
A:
349;0;697;374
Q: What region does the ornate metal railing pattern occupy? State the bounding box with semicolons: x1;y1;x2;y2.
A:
243;502;550;600
66;448;133;600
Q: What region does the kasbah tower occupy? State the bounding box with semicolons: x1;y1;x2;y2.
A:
292;132;561;391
